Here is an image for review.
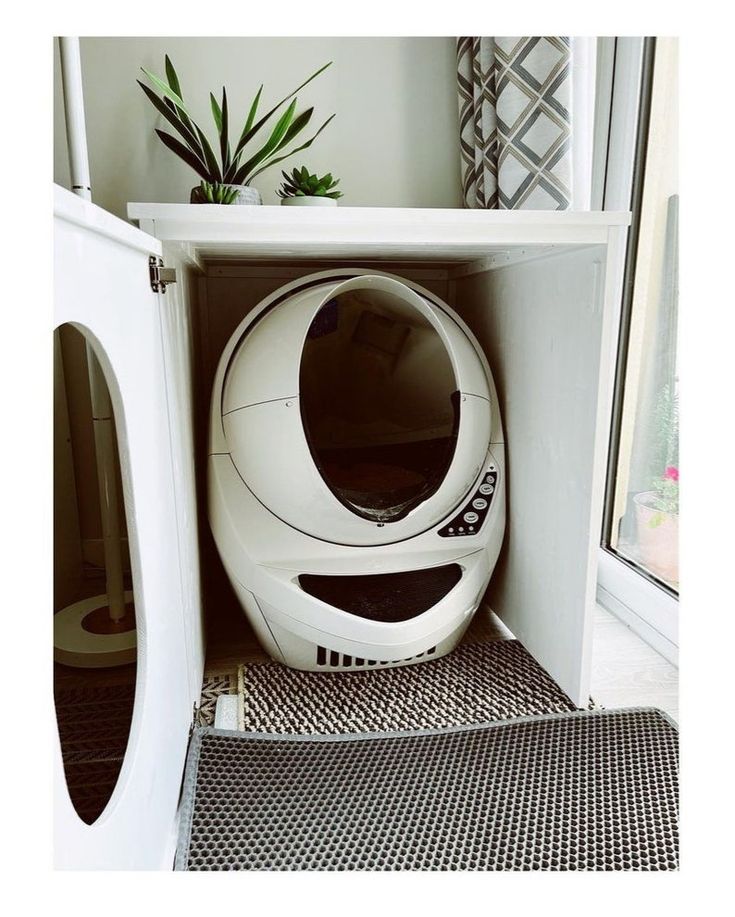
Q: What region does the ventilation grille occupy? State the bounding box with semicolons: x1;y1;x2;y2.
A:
299;565;462;623
316;645;436;669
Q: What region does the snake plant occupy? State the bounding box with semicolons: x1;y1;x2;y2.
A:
138;56;335;191
277;166;343;199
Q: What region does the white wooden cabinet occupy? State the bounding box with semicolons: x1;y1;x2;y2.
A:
54;186;627;868
128;199;628;710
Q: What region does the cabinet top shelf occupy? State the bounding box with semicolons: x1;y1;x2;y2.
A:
126;203;630;266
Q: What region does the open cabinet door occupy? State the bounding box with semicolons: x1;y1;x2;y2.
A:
53;186;194;869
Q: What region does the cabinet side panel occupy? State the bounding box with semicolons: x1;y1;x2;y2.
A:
454;246;607;704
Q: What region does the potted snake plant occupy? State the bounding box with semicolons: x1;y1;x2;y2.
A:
138;56;335;204
277;166;343;206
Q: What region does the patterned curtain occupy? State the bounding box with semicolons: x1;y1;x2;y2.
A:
457;37;572;210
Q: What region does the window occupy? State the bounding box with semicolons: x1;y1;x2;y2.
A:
603;39;679;597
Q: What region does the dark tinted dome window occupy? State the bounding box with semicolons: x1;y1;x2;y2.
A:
300;287;459;522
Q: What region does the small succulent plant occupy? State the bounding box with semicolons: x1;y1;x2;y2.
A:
277;166;343;199
191;181;241;204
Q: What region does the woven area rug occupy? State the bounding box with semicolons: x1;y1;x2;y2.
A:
197;671;238;726
237;639;584;734
176;708;679;871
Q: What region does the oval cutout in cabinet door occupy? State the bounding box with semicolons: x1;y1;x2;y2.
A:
300;286;460;523
53;323;138;825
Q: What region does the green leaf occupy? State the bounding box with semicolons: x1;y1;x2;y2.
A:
219;87;230;173
154;130;210;180
230;98;298;185
247;108;315;179
138;81;205;163
277;107;314;147
140;67;189;114
230;62;332;164
210;93;222;132
193;125;222;182
164;56;183;99
248;114;336;181
223;86;264;182
163;56;195;133
239;85;263;145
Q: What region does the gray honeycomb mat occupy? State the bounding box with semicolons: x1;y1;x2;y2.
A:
175;707;678;871
238;640;584;734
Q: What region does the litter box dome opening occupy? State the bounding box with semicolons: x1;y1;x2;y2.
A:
299;284;460;523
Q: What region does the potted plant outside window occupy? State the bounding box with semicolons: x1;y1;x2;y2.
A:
634;466;679;584
633;384;679;584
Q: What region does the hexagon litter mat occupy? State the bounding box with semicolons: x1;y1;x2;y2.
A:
236;640;589;735
175;707;678;871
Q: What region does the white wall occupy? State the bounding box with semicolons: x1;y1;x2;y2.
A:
54;37;462;218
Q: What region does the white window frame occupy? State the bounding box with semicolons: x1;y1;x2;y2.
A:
594;37;679;665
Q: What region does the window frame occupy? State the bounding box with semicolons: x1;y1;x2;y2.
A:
596;36;679;659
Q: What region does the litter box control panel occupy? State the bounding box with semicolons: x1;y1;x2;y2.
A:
438;465;498;538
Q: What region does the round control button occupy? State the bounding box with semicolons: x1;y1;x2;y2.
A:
479;483;492;495
458;526;465;532
472;498;488;510
463;511;479;524
448;527;454;533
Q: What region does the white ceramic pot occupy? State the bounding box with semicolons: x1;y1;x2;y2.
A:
280;196;338;207
227;185;262;205
633;491;679;585
190;184;262;205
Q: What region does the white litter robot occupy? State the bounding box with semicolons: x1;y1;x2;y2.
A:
209;270;506;670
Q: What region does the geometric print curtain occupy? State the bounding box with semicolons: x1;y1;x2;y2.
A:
457;37;572;210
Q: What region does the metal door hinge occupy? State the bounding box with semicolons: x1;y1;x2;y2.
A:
149;256;177;293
